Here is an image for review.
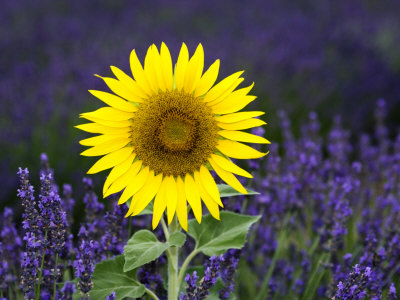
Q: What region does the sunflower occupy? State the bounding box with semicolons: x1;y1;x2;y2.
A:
77;43;269;230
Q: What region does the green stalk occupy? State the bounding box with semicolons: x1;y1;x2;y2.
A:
301;252;331;300
35;230;48;300
255;213;291;300
145;288;161;300
161;218;170;240
167;216;179;300
177;249;200;288
255;228;287;300
53;253;59;299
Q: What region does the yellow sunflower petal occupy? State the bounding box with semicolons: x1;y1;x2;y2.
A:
184;43;204;94
210;90;257;115
152;177;168;229
110;66;147;100
209;81;254;108
118;165;150;204
80;116;132;128
160;42;173;90
184;173;202;223
152;45;167;92
199;165;223;206
81;107;134;122
194;171;220;220
175;176;188;231
209;157;247;194
203;71;244;103
94;75;142;104
79;133;131;146
210;154;253;178
216;140;267;159
216;111;264;123
88;90;140;111
125;169;155;216
87;147;133;174
144;44;163;93
130;49;152;95
103;154;136;195
194;59;220;97
207;78;245;107
218;130;271;144
217;118;266;131
128;172;163;217
104;160;142;197
80;139;130;157
166;176;178;224
75;123;130;134
175;43;189;91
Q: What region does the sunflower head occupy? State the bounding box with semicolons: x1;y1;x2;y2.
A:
77;42;269;230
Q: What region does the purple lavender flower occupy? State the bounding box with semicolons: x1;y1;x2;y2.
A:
335;264;374;299
18;168;41;240
20;250;39;299
17;168;41;299
106;291;116;300
0;207;21;290
62;184;75;225
195;255;222;300
0;242;8;292
82;177;105;237
137;258;167;300
40;153;54;178
219;250;240;299
180;271;199;300
388;283;397;300
60;282;76;300
74;228;95;297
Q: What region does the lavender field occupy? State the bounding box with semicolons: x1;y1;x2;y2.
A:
1;1;400;300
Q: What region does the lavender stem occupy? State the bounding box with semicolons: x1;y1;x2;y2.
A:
53;253;59;300
35;230;48;300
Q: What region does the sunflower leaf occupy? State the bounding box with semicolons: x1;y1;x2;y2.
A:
188;211;260;256
217;184;259;197
90;255;145;300
123;230;186;272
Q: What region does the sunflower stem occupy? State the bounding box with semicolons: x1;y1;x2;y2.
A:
161;217;170;240
167;216;179;300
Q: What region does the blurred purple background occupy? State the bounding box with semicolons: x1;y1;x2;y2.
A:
1;0;400;203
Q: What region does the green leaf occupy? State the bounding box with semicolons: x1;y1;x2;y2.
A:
188;211;260;256
124;230;186;272
217;184;259;198
168;231;187;246
90;255;145;300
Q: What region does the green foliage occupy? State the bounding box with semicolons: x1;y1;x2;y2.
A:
123;230;186;272
90;255;145;300
218;184;259;198
301;252;331;300
206;278;235;300
187;211;260;256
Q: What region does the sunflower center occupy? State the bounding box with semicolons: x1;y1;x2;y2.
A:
130;90;219;177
